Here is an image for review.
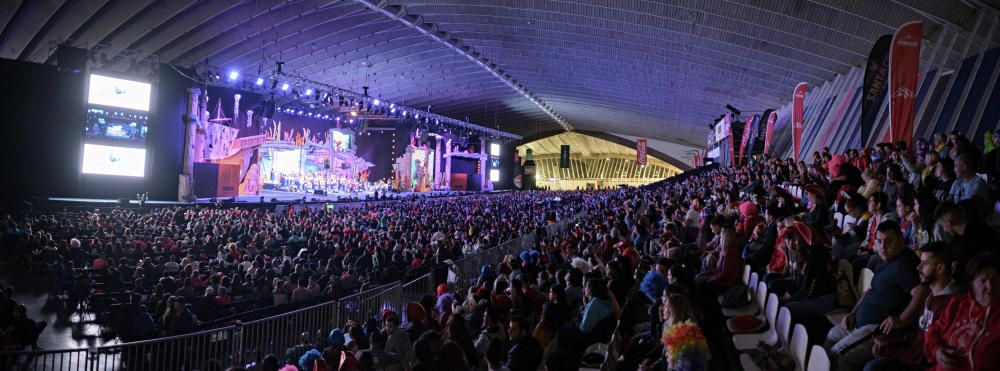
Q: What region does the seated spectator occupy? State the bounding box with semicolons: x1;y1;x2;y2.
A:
505;316;542;371
935;200;1000;283
578;278;613;334
10;304;46;350
948;154;989;210
864;241;962;371
824;221;928;371
923;252;1000;371
380;316;410;371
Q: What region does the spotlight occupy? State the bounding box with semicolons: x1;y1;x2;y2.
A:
305;88;313;96
390;108;396;113
297;110;304;115
228;71;239;80
372;99;380;106
415;114;420;119
389;103;395;109
281;83;289;91
255;77;264;85
350;111;358;117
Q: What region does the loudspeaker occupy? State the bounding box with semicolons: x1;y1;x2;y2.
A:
56;45;87;73
314;190;326;196
261;100;276;118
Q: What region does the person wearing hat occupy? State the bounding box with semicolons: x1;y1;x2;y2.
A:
777;222;837;342
802;184;830;235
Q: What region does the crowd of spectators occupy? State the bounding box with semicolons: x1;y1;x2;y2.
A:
3;129;1000;371
0;191;583;349
248;130;998;371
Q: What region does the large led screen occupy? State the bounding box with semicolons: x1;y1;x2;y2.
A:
87;74;152;112
81;144;146;177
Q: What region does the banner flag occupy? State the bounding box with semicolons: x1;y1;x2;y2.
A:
763;110;777;155
636;139;647;165
862;35;892;146
793;82;808;160
888;21;923;147
559;145;570;168
726;113;735;167
739;114;758;167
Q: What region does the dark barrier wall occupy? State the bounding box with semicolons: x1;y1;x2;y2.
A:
0;59;83;205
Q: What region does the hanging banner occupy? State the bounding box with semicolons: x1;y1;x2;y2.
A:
793;82;807;161
761;109;776;155
861;35;892;146
725;113;735;167
738;114;758;167
888;21;923;147
559;145;571;168
636;139;648;165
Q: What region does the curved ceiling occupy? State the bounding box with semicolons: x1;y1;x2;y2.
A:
2;0;998;148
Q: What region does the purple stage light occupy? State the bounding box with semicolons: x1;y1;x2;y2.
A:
305;88;313;96
228;71;239;80
372;99;380;106
255;77;264;85
281;83;289;91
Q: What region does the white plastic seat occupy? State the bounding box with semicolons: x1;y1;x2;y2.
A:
718;266;752;305
790;324;809;371
723;278;764;318
731;293;780;349
738;307;793;370
806;345;830;371
833;212;844;230
826;260;858;325
859;268;874;294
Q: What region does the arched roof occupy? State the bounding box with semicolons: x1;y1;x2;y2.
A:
2;0;997;148
517;130;691;171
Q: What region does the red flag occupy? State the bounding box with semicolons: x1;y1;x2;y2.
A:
763;110;777;156
793;83;808;160
636;139;647;165
888;21;923;147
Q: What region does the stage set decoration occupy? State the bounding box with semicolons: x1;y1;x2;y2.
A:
392;129;493;193
179;88;374;201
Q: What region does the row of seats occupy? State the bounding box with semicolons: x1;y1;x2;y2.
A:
719;265;839;371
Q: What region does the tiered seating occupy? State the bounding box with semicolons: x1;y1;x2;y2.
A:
723;265;831;371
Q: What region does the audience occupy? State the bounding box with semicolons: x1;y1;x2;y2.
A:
3;129;1000;371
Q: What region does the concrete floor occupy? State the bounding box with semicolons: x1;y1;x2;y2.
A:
0;262;118;352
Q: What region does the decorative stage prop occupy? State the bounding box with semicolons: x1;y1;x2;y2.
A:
392;129;491;192
179;88;374;201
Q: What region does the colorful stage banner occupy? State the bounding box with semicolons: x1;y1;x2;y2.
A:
793;82;807;161
636;139;648;165
762;109;776;156
862;35;892;146
888;21;923;147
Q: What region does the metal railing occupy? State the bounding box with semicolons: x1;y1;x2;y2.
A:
0;213;585;370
